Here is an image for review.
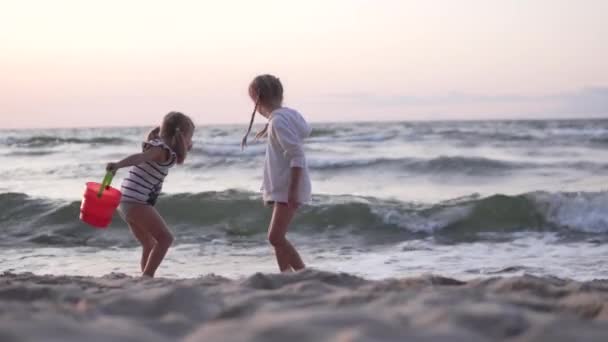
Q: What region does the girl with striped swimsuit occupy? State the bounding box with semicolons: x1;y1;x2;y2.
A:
106;112;195;277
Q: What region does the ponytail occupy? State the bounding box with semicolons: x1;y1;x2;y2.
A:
173;128;188;164
160;111;194;165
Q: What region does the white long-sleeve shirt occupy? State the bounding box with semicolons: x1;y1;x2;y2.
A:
262;107;312;203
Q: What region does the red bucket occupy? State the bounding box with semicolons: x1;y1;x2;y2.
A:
80;172;121;228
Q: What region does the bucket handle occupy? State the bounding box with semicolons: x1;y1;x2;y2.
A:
97;171;115;198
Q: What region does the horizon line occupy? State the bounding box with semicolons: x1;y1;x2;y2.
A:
2;115;608;131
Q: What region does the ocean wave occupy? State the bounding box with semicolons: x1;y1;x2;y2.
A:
423;121;608;147
308;156;531;175
4;136;129;148
189;144;265;158
434;129;538;142
181;150;603;175
4;150;57;157
185;153;534;175
589;135;608;145
2;190;608;248
306;125;400;143
309;127;341;138
308;132;399;143
312;157;608;175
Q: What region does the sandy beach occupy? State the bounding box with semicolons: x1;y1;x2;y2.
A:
0;269;607;342
2;0;607;340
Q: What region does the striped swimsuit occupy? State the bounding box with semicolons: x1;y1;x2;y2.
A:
120;139;177;206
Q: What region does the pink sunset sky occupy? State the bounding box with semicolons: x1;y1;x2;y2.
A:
1;0;607;128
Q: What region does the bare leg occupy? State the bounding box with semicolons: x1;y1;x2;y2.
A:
124;207;157;272
127;205;174;277
128;227;155;272
140;244;153;272
268;203;305;272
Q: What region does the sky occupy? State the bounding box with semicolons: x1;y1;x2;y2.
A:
1;0;607;128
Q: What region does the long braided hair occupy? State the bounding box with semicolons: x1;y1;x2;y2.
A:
241;74;283;149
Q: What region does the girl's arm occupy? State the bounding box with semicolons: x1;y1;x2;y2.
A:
106;146;167;173
288;167;302;209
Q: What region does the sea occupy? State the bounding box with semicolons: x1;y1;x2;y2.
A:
1;119;608;280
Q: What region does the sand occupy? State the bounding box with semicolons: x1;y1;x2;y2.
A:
0;269;607;342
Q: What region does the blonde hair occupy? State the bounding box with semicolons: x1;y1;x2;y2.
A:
158;111;195;164
241;74;283;149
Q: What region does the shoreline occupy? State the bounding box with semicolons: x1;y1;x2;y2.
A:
1;269;607;341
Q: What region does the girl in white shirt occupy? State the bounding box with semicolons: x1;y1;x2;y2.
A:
242;74;311;272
